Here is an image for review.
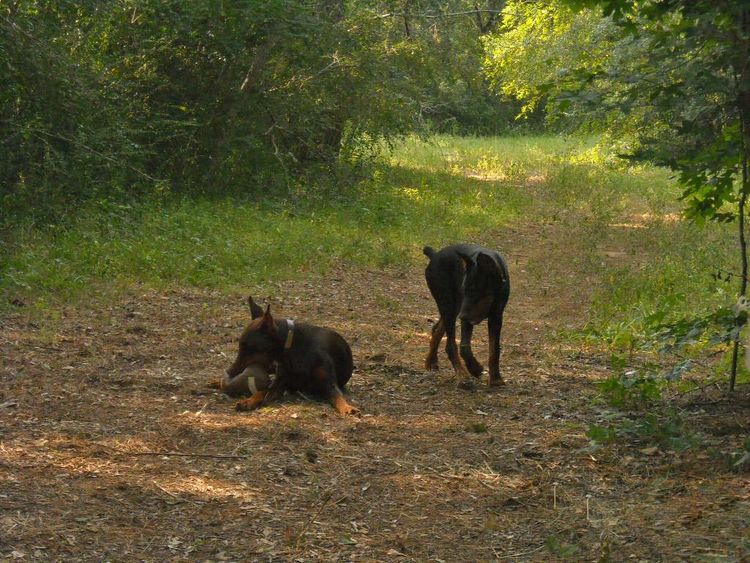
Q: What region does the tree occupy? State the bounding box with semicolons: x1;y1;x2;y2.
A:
484;0;750;391
1;0;519;227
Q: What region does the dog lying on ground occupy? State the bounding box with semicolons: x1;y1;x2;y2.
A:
218;297;359;415
423;244;510;388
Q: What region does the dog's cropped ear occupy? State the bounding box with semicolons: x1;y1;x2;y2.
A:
456;250;474;271
248;296;264;319
260;305;277;334
476;252;500;275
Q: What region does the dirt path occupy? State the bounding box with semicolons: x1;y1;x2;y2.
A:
1;221;748;562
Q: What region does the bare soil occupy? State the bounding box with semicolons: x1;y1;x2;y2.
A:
1;220;749;562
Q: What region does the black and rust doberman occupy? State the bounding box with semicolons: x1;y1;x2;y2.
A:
423;244;510;388
223;297;359;415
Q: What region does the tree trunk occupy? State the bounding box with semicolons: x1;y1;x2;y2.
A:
729;8;750;393
730;187;747;393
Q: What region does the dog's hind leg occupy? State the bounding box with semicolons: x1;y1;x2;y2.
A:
425;318;445;371
459;319;484;378
443;314;473;386
329;387;360;416
487;312;505;386
313;363;359;416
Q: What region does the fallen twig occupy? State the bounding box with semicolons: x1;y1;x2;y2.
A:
500;545;545;559
114;449;247;460
153;483;188;504
667;379;750;404
295;490;334;548
476;478;502;491
664;379;724;401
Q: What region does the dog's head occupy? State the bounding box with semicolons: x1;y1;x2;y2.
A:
225;296;284;377
458;252;501;325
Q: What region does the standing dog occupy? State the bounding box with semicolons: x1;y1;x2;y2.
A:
223;297;358;415
423;244;510;387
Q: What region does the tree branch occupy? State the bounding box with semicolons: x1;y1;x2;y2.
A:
372;9;502;20
30;129;162;182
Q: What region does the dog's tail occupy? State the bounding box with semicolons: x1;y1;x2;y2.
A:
423;246;436;259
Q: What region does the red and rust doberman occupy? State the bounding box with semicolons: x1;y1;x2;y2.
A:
423;244;510;388
222;297;359;415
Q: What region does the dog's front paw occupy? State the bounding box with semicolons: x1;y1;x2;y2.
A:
457;378;477;391
331;394;360;416
234;392;265;411
340;404;361;416
467;362;484;379
488;374;506;388
235;400;259;412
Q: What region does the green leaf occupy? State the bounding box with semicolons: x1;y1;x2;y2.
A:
339;536;357;546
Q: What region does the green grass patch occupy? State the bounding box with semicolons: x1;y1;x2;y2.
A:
0;132;739;347
583;217;737;347
1;135;554;305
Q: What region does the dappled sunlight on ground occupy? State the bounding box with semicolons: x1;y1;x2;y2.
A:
156;474;261;502
610;212;682;230
634;212;682;223
1;199;748;561
608;222;648;230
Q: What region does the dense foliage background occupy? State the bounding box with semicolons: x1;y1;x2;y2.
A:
0;0;530;226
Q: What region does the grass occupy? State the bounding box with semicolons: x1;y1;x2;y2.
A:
1;134;550;303
0;134;740;347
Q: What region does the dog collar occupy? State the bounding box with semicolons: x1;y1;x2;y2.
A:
284;319;294;350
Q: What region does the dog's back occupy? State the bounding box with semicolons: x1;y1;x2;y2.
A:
281;322;353;392
424;243;507;309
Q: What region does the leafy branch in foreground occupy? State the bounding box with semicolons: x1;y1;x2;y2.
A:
587;409;701;453
599;303;744;405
